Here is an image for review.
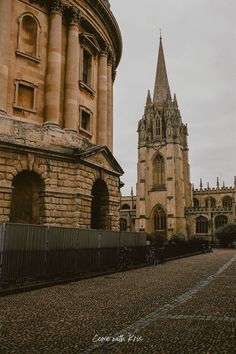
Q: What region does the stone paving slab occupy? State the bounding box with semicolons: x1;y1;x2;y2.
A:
0;249;235;354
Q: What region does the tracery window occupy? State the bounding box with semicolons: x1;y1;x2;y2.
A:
196;216;208;234
154;206;166;234
153;154;165;189
17;14;40;61
222;196;232;208
121;204;130;210
193;198;200;209
155;117;161;136
215;215;228;229
205;197;216;208
120;218;127;231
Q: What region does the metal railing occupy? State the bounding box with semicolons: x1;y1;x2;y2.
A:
0;223;146;286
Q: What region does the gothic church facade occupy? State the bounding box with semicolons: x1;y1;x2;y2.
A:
120;38;236;240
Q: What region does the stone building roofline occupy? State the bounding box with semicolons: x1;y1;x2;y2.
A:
75;145;124;176
193;176;236;194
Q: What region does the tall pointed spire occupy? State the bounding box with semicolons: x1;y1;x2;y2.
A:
153;36;171;106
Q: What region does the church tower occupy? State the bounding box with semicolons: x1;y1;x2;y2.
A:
136;37;191;238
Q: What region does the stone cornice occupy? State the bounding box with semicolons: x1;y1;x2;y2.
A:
29;0;122;68
84;0;122;68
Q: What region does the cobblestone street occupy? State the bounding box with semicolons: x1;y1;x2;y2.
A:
0;249;235;354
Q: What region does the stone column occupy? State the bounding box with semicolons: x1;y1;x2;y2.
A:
0;0;12;115
44;1;63;127
107;54;113;151
97;49;108;146
64;9;80;132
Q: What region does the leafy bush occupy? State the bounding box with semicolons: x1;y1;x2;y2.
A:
215;223;236;247
169;233;186;243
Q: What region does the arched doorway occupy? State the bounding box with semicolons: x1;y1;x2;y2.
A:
91;179;109;230
10;170;44;224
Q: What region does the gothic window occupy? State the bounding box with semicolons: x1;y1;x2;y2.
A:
121;204;130;210
120;218;127;231
156;117;161;136
17;14;40;61
13;80;37;114
193;198;200;209
196;216;208;234
222;196;232;208
154;206;166;234
215;215;228;229
205;197;216;208
153;154;165;189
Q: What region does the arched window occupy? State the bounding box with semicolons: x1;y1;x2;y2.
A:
17;14;40;60
215;215;228;229
196;216;208;234
153;205;166;235
121;203;130;210
193;198;199;209
205;197;216;208
222;196;232;208
91;179;109;230
153;154;165;189
120;218;127;231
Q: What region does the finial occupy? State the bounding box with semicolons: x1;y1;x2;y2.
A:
173;93;178;107
159;28;162;40
217;177;219;189
234;176;236;187
131;187;133;197
207;182;209;189
223;181;225;188
146;90;152;105
200;178;203;190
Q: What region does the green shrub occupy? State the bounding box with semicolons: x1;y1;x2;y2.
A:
215;223;236;247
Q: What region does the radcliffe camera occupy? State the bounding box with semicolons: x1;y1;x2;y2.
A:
0;0;235;353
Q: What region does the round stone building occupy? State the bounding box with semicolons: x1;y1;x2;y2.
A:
0;0;123;230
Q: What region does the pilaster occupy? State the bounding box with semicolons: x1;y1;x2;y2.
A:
0;0;12;115
107;52;113;151
97;45;108;146
44;0;63;127
64;8;81;132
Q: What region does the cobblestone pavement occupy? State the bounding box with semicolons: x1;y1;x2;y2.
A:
0;249;235;354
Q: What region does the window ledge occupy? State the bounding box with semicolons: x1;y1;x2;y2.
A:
79;127;92;137
79;80;96;98
13;104;37;114
16;50;40;63
151;185;166;191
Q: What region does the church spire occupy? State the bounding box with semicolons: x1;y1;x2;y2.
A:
153;36;171;106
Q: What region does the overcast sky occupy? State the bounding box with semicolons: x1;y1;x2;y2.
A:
111;0;236;196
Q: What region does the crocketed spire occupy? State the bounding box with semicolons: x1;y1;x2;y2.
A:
153;36;171;106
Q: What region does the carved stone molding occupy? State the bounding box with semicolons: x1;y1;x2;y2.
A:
66;7;81;26
107;49;113;65
49;0;64;14
112;70;116;82
100;42;109;56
